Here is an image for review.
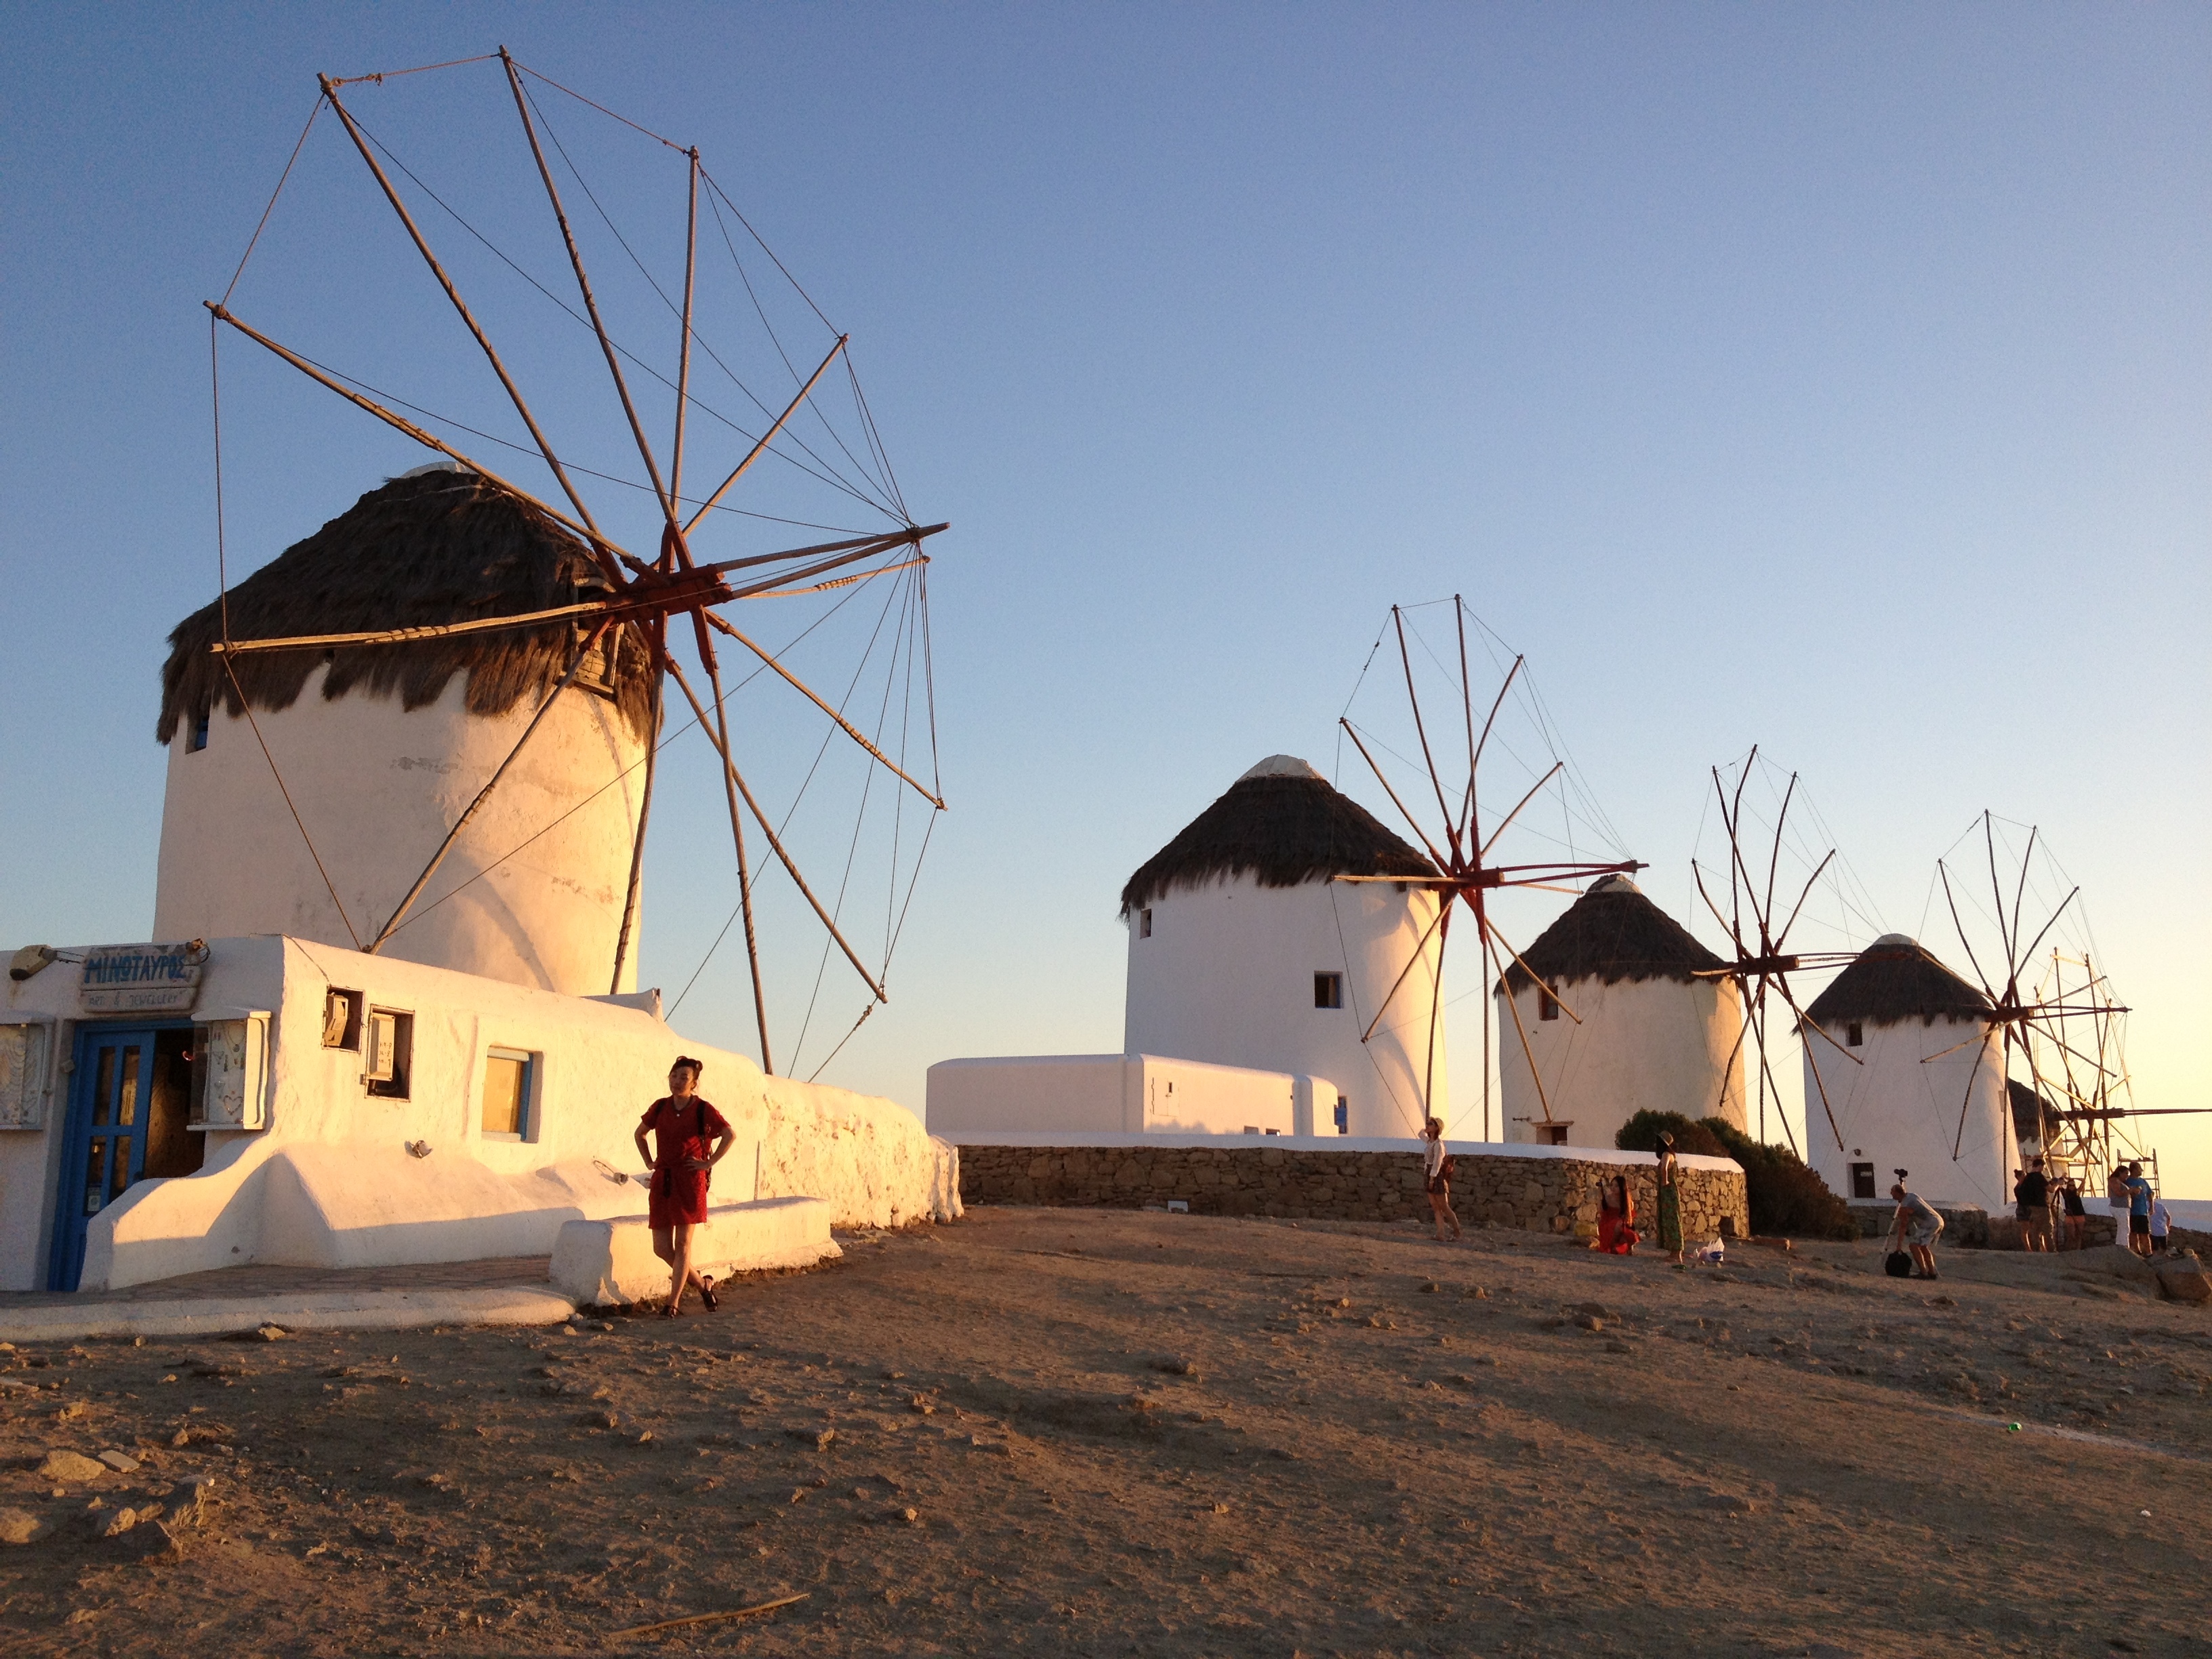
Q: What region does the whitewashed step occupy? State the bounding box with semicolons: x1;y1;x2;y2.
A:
549;1195;840;1307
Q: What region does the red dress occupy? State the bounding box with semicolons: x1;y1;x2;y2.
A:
639;1095;732;1227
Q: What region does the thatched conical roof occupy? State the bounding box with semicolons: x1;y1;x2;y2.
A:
1803;934;1992;1029
1499;874;1727;991
2009;1078;2058;1144
159;468;655;745
1119;756;1436;916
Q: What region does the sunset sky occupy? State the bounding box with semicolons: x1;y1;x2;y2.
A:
5;6;2205;1189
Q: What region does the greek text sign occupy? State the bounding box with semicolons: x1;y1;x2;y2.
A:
79;943;204;1014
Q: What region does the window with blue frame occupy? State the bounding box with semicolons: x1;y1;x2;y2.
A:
481;1047;536;1140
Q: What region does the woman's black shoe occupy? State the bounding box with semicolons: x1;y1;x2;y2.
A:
699;1275;719;1312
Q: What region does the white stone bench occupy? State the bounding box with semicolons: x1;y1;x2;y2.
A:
549;1196;841;1307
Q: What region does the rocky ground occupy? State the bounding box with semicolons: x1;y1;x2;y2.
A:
1;1207;2207;1658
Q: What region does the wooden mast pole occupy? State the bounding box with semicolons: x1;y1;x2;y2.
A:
499;48;680;529
687;620;775;1073
682;335;849;536
611;148;699;995
316;78;619;578
203;304;634;571
661;655;888;1003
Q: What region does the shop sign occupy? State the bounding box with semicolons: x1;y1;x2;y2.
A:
79;943;205;1014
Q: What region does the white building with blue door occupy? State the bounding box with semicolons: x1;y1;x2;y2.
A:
0;470;956;1293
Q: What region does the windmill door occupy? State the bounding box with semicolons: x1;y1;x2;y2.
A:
48;1023;193;1292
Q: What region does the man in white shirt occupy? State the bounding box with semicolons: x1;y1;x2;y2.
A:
1889;1182;1944;1280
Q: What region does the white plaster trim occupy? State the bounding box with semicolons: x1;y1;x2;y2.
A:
0;1286;575;1344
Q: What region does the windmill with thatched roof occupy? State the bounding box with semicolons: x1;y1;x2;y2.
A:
1799;934;2008;1209
1333;599;1643;1139
1493;874;1748;1147
178;49;946;1076
1120;756;1444;1137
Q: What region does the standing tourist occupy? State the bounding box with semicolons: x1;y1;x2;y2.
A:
2108;1166;2133;1246
2013;1158;2052;1252
1593;1173;1638;1255
1422;1117;1463;1242
2148;1189;2173;1255
1655;1132;1684;1267
2059;1176;2088;1251
2123;1162;2155;1258
634;1057;735;1316
1889;1181;1944;1280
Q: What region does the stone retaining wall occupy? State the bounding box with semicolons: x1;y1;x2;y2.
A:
956;1143;1748;1242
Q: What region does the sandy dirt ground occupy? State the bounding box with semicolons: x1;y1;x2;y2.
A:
2;1207;2207;1658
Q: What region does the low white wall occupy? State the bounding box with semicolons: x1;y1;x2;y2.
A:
1124;874;1442;1139
927;1052;1298;1139
3;934;957;1291
550;1196;840;1307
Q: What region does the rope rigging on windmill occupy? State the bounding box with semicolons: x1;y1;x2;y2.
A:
176;47;946;1082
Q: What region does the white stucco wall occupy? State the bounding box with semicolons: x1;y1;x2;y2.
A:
153;665;646;998
1124;874;1441;1139
0;935;955;1292
926;1053;1301;1138
1800;1015;2009;1210
1494;976;1747;1149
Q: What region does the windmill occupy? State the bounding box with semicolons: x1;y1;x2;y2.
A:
197;49;945;1079
1931;815;2178;1189
1685;747;1872;1155
1333;598;1641;1136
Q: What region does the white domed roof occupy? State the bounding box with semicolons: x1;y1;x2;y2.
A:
1237;754;1324;781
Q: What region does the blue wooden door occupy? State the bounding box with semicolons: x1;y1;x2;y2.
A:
49;1025;166;1292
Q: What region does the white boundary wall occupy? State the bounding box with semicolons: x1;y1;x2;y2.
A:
0;935;958;1292
1124;874;1441;1138
926;1054;1307;1137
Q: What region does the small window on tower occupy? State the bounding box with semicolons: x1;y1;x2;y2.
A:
1139;907;1153;939
188;712;210;752
1538;987;1560;1022
1313;972;1343;1010
1849;1162;1877;1200
1847;1021;1864;1048
1538;1124;1570;1147
1333;1096;1349;1134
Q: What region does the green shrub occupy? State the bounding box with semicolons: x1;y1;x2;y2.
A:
1613;1111;1857;1240
1614;1110;1727;1159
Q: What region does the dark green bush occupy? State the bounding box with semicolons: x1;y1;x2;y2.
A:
1614;1111;1857;1240
1614;1110;1727;1159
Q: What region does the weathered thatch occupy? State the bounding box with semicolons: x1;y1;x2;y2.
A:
158;469;654;745
1803;934;1992;1029
1500;875;1727;991
1119;762;1435;916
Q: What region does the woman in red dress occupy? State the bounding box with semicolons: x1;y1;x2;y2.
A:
632;1057;735;1316
1593;1173;1639;1255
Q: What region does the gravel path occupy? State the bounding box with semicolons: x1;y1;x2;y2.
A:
1;1208;2206;1656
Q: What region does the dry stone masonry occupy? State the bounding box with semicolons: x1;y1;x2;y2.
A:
956;1143;1748;1242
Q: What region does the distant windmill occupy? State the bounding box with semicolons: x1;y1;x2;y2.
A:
1686;747;1868;1154
1334;598;1641;1136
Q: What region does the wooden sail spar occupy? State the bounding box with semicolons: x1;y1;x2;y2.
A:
201;48;947;1077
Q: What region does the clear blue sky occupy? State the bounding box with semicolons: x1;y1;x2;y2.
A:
5;6;2207;1189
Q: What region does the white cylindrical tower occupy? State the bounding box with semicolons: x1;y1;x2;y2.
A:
1493;874;1747;1148
1799;934;2007;1210
152;467;654;997
1121;756;1443;1138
